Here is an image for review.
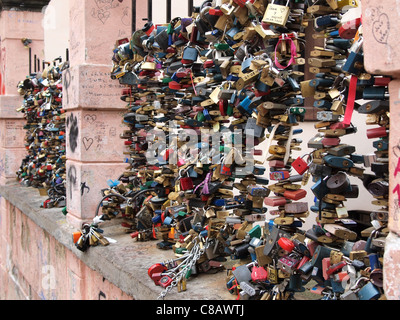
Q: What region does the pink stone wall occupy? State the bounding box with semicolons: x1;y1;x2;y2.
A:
0;10;45;95
63;65;126;111
389;80;400;236
65;109;126;163
362;0;400;76
66;161;127;225
0;198;132;300
362;0;400;300
69;0;132;66
64;0;133;229
0;9;45;185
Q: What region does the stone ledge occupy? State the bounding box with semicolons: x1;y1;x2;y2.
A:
0;183;234;300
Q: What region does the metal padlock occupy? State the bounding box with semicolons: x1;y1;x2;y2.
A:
267;261;279;284
245;117;264;138
292;155;310;175
278;254;301;274
262;0;290;27
323;155;354;169
182;46;199;62
342;37;364;75
357;282;381;300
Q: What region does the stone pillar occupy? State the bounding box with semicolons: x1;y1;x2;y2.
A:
64;0;132;228
362;0;400;300
0;5;47;185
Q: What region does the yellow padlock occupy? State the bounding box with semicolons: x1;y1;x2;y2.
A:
262;0;290;27
141;61;156;70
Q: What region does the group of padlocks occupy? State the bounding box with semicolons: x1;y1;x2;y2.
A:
70;0;389;300
15;59;68;210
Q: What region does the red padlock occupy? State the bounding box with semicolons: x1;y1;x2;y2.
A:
158;275;174;288
233;0;246;7
269;160;285;168
374;77;391;87
169;81;182;90
339;18;361;39
203;60;214;68
322;137;341;147
296;256;310;270
180;176;194;191
264;196;287;207
148;263;168;285
269;170;290;180
277;237;295;253
283;189;307;201
251;266;268;282
175;68;191;78
219;99;227;116
291;156;309;175
209;8;224;15
326;261;347;277
130;231;139;239
367;127;388;139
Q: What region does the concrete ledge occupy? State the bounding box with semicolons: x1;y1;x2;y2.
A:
0;183;234;300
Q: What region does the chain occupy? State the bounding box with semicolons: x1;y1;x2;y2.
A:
157;235;209;300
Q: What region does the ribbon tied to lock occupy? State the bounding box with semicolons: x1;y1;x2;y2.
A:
274;33;298;70
194;172;212;195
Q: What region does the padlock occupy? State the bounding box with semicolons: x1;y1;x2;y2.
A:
182;46;199;62
251;266;268;282
283;189;307;201
342;37;364;75
269;170;290;181
278;254;301;274
292;155;309;175
277;237;295;253
179;170;194;191
262;0;290;27
267;263;279;284
323;155;354;169
326;172;350;193
357;282;381;300
158;275;174;288
285;202;308;214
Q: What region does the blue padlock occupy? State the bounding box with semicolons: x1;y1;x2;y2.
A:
226;26;240;39
324;155;354;169
357;282;381;300
368;253;381;271
314;100;332;110
311;178;328;198
342;51;363;75
182;46;199;62
310;201;336;213
362;87;389;100
309;78;334;88
226;74;239;82
202;108;212;121
254;80;270;93
152;214;162;224
241;56;253;73
187;166;198;178
330;279;345;294
373;139;389;151
163;216;173;226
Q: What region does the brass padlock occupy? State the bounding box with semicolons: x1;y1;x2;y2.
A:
141;61;156;70
262;0;290;27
